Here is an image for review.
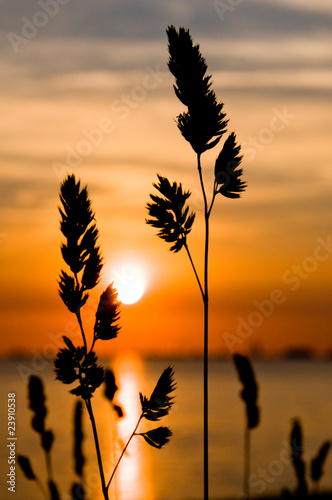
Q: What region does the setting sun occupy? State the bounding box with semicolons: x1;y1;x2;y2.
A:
111;263;146;305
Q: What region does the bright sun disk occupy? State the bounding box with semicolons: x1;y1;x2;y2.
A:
112;264;146;305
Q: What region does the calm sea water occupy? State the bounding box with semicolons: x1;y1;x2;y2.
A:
0;357;331;500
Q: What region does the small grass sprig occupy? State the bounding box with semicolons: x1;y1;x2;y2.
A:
106;366;175;490
311;441;331;492
290;418;308;497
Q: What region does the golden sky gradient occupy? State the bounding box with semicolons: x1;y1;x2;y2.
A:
1;0;332;358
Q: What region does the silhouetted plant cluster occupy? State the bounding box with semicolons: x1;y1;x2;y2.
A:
18;376;83;500
233;356;332;500
18;174;175;500
146;25;246;500
282;419;331;498
104;368;124;418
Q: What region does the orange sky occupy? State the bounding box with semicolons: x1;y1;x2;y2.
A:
1;1;332;359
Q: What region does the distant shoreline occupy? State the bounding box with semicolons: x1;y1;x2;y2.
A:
188;494;332;500
1;351;332;362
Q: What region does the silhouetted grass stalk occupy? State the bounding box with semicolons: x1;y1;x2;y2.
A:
146;26;246;500
54;175;175;499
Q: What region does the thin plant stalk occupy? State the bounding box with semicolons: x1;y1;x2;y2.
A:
106;414;143;490
45;453;51;480
76;310;88;354
36;478;48;500
85;398;109;500
184;243;204;297
244;426;250;498
185;152;211;500
195;153;230;500
184;154;226;500
44;451;57;499
198;153;210;500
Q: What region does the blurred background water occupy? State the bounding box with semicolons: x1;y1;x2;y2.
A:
0;355;331;500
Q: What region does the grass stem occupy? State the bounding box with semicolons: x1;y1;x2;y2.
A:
197;153;210;500
85;398;109;500
184;243;205;299
244;426;250;498
76;310;88;355
107;414;143;490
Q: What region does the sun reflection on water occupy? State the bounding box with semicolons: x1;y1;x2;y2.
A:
111;352;154;500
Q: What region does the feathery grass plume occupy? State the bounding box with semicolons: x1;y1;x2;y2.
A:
41;430;54;453
104;369;124;418
140;365;176;421
290;418;308;497
58;175;102;314
70;351;104;399
17;455;36;480
54;343;104;398
58;271;87;314
146;175;195;253
104;369;118;401
28;375;47;434
233;354;259;430
28;376;55;452
167;25;228;154
311;441;331;487
233;354;259;498
214;132;247;199
17;454;48;499
54;345;83;385
94;284;121;341
138;427;173;449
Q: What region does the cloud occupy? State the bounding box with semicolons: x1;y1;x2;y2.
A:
2;0;332;44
